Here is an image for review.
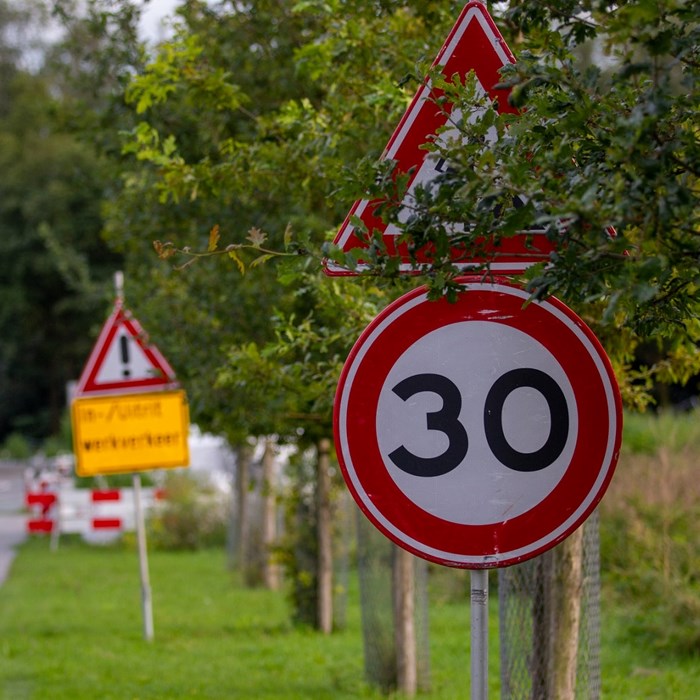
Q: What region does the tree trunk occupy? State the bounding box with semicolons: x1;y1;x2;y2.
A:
550;526;584;700
261;438;281;590
393;546;417;696
234;444;252;577
529;528;584;700
531;556;549;700
317;438;333;634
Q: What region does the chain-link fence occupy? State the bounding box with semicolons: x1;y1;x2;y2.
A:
356;508;431;693
499;512;601;700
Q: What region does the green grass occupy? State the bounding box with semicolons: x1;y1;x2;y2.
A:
0;539;499;699
601;603;700;699
1;538;698;699
622;409;700;455
1;539;356;699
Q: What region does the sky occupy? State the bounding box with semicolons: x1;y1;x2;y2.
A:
139;0;181;42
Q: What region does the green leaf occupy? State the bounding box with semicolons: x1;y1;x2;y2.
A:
227;249;246;275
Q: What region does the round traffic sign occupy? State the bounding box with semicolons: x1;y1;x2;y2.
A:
334;278;622;568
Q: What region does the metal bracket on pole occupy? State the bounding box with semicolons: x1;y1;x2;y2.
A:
471;570;489;700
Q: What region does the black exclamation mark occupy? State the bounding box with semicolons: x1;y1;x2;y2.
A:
120;336;131;378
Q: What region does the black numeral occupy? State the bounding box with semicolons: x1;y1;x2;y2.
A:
484;368;568;472
388;374;468;477
388;369;568;477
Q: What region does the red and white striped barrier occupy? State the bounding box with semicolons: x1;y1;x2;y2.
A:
90;489;124;532
26;486;166;539
26;491;58;533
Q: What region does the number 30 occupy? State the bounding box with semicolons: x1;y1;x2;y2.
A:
388;369;569;478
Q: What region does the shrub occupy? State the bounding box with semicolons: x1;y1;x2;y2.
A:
275;449;320;628
0;432;33;460
148;471;227;551
601;414;700;654
622;409;700;454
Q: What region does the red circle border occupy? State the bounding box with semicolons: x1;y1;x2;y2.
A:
334;278;622;569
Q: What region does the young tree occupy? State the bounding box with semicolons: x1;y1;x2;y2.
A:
107;5;450;658
215;273;393;629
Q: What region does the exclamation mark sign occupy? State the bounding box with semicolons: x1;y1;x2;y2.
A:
120;336;131;378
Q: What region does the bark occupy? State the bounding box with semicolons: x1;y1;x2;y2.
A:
234;444;252;576
317;437;333;634
550;527;584;700
530;528;584;700
261;438;281;590
393;546;417;696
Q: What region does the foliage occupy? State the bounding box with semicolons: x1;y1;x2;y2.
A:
214;273;396;443
601;410;700;655
0;432;32;460
0;1;132;442
622;408;700;454
135;1;700;412
324;0;699;409
2;0;698;441
105;1;486;446
0;73;107;439
147;471;227;550
99;1;345;442
350;0;700;299
48;0;148;148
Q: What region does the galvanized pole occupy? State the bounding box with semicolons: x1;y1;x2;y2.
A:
133;473;154;642
114;270;124;301
471;570;489;700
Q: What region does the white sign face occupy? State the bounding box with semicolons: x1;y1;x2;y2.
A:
76;300;177;396
334;278;622;569
376;320;578;525
93;330;162;384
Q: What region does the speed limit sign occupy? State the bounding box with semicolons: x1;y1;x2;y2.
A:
334;278;622;568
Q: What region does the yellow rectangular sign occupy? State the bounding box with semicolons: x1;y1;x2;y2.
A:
71;390;190;477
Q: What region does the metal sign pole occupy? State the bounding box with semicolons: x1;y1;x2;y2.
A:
133;473;154;642
471;570;489;700
114;270;124;301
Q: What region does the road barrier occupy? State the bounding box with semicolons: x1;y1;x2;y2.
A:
25;486;165;539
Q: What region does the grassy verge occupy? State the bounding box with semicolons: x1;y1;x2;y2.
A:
1;536;698;698
0;539;499;699
601;602;700;700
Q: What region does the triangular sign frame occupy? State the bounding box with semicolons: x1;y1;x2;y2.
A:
324;1;555;277
75;300;178;396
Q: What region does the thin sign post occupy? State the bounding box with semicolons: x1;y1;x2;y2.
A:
70;272;189;642
133;473;154;642
471;570;488;700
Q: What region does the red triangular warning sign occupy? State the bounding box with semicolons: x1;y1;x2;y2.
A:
75;300;178;396
324;1;555;277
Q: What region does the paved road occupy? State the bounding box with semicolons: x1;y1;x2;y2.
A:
0;461;27;585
